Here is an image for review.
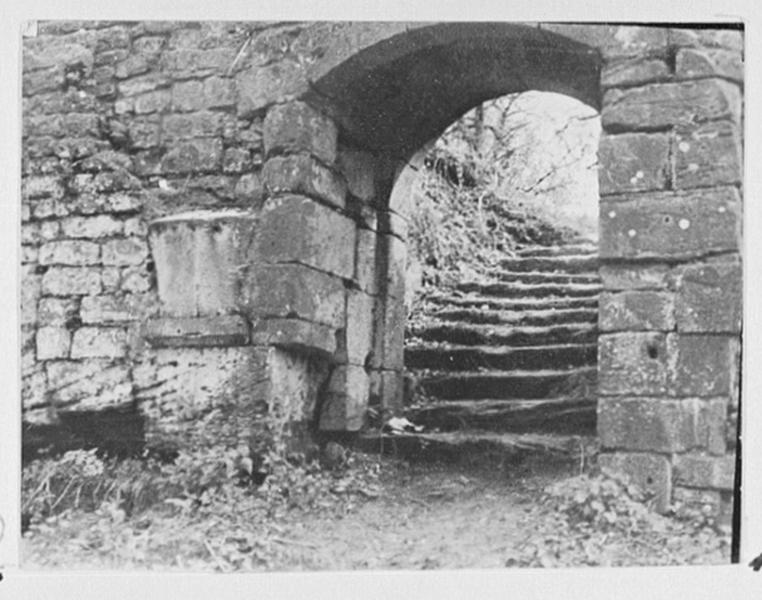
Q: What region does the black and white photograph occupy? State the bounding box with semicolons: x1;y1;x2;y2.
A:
2;2;762;596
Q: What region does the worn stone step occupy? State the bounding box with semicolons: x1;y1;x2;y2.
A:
426;293;599;312
516;243;598;257
408;322;597;347
494;271;600;285
455;281;601;298
355;431;595;468
419;367;597;400
498;255;600;273
429;306;598;327
404;398;596;434
404;342;597;371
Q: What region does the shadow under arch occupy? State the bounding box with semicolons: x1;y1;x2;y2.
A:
305;22;602;157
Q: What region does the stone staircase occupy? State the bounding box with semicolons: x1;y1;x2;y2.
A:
403;241;600;439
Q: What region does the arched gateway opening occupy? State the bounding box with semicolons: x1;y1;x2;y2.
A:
293;23;602;436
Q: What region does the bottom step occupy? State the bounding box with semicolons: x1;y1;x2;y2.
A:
355;431;596;469
405;398;596;435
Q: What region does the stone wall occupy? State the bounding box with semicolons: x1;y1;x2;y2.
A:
21;21;743;515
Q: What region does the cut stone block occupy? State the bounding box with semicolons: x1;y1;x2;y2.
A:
599;290;674;331
673;454;735;491
145;315;251;348
148;210;257;317
263;154;347;209
675;261;742;333
262;100;337;164
250;317;336;357
598;133;670;195
319;364;369;431
600;187;741;261
599;332;668;396
674;121;742;189
255;194;355;279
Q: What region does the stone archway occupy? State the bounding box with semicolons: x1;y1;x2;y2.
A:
248;22;742;516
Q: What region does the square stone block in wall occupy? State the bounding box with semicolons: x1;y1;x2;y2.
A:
149;210;257;317
71;326;129;359
675;260;742;333
41;267;102;296
263;101;337;165
599;187;741;261
598;452;672;513
381;233;407;301
35;326;72;360
256;194;356;280
599;290;674;331
667;334;739;397
263;154;348;210
598;332;668;396
598;133;670;195
673;453;735;491
602;79;742;131
674;121;742;189
245;263;346;329
598;397;726;454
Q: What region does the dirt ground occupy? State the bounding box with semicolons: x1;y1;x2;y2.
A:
22;449;732;572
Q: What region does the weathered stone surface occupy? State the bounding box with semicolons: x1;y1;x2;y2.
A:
38;297;79;326
255;194;355;279
674;454;735;491
61;215;123;238
338;148;376;202
251;318;336;357
162;111;224;141
675;48;743;82
598;397;726;454
599;188;741;260
344;290;375;366
669;28;743;51
598;452;672;513
382;233;407;301
128;115;161;148
101;237;149;266
36;326;72;360
145;315;250;347
668;334;739;397
356;228;378;295
39;240;100;266
601;58;669;88
245;263;346;328
171;80;204;111
42;267;102;296
160;138;223;174
598;332;668;396
134;89;171;114
71;326;129;359
674;121;742;189
23;175;66;200
598;133;669;195
233;172;265;206
263;101;337;164
263;154;347;209
21;268;41;325
81;294;154;323
602;80;742;131
540;24;668;59
600;264;672;291
381;296;406;372
236;61;309;118
133;347;268;425
675;261;741;333
223;147;252;173
46;359;133;410
121;267;151;293
149;210;256;317
319;365;369;431
599;291;674;331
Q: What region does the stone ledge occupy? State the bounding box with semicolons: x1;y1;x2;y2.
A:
251;317;336;358
144;315;250;347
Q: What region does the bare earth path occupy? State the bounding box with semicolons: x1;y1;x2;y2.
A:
22;453;730;571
